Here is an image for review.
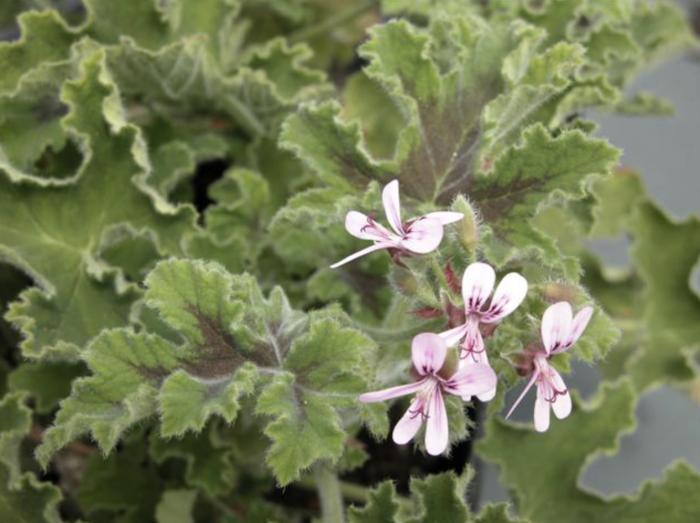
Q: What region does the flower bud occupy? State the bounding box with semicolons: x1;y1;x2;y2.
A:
451;195;478;250
543;281;578;303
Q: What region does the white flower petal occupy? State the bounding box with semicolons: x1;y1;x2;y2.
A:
392;400;424;445
438;324;468;346
549;368;571;419
541;301;573;354
505;372;538;420
552;391;572;419
534;393;551;432
423;211;464;225
444;363;497;399
425;388;449;456
401;217;443;254
461;262;495;313
566;306;594;348
476;387;497;402
344;211;393;241
482;272;528;323
382;179;404;236
329;242;393;269
358;379;426;403
411;333;447;376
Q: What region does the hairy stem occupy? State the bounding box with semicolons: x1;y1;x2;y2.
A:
466;401;486;511
313;463;346;523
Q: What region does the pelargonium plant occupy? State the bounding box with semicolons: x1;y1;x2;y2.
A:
0;1;698;522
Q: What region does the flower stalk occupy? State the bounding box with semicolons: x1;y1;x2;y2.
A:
313;463;346;523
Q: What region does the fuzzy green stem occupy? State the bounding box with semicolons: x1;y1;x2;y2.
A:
313;464;346;523
431;256;460;303
431;257;449;291
289;0;378;43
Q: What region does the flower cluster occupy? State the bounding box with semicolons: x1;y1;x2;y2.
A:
333;181;593;454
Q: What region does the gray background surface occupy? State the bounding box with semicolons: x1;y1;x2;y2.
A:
480;2;700;503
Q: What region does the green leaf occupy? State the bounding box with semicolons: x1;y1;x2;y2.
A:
280;100;391;190
8;361;85;413
614;92;674;116
1;49;197;359
0;10;76;95
282;15;530;201
342;72;403;160
106;31;329;136
348;481;400;523
38;259;377;486
627;203;700;389
0;11;83;186
282;9;634;211
0;392;31;487
269;184;372;269
256;314;376;485
347;471;525;523
268;183;392;317
149;428;236;496
519;0;694;90
76;438;162;523
589;169;646;237
481;31;587;161
475;504;529;523
479;380;700;522
186;168;275;272
405;471;470;523
586;170;700;389
0;463;63;523
155;489;197;523
472;124;618;266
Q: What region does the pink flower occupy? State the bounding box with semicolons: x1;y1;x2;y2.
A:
505;301;594;432
359;333;496;455
438;262;527;401
330;180;463;268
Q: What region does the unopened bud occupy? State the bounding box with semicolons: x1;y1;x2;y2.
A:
452;195;478;250
543;281;578;303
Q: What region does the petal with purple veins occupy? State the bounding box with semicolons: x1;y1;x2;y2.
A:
401;217;444;254
549;368;572;419
461;262;496;313
481;272;528;323
411;333;447;376
541;301;573;354
344;211;393;241
443;363;497;399
392;398;425;445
